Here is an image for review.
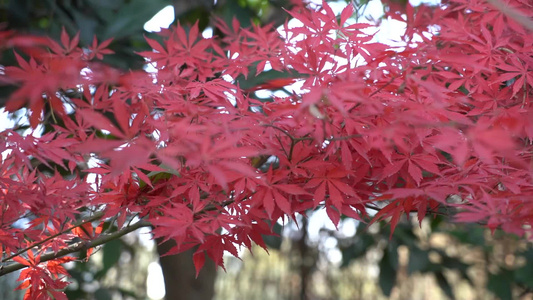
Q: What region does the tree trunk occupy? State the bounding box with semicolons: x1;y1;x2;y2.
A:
156;239;217;300
156;1;297;298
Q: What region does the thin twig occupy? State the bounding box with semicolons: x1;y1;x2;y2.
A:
369;74;401;98
263;123;362;142
1;211;105;263
262;124;295;141
288;139;296;162
329;134;363;141
0;220;151;277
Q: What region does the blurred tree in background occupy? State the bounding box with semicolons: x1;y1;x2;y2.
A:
216;216;533;300
1;1;533;300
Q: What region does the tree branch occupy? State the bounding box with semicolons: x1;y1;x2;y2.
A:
0;220;151;277
2;211;105;263
262;124;296;141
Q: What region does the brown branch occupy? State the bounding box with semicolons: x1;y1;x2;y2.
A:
1;188;243;278
262;124;295;141
0;220;151;277
364;203;449;217
263;124;362;142
368;73;403;99
2;211;105;263
329;134;363;141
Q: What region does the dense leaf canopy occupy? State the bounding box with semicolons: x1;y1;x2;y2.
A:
0;0;532;298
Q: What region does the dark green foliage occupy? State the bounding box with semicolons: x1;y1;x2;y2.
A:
2;0;172;69
378;245;398;297
337;216;533;299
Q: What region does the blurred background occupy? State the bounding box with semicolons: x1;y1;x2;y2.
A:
1;0;533;299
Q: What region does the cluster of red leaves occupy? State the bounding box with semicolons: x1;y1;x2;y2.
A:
13;251;74;300
0;0;532;296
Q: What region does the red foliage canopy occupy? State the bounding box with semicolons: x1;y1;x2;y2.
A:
0;0;532;298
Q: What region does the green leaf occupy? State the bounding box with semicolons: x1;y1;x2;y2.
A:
7;0;31;27
117;287;139;298
262;222;282;250
86;0;125;11
458;85;469;95
515;249;533;288
219;0;256;29
175;6;211;29
94;288;113;300
236;68;300;91
378;248;397;296
139;163;181;189
387;242;399;270
340;234;374;267
488;271;512;300
393;224;418;247
448;226;485;246
102;0;169;39
435;249;470;274
429;214;444;231
435;271;455;299
152;163;181;177
65;289;86;299
71;10;99;45
407;247;430;274
96;239;122;279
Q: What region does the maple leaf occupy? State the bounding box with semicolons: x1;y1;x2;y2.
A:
47;27;81;58
87;35;114;60
247;169;304;218
150;203;195;247
305;165;357;212
2;0;533;292
495;56;533;96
